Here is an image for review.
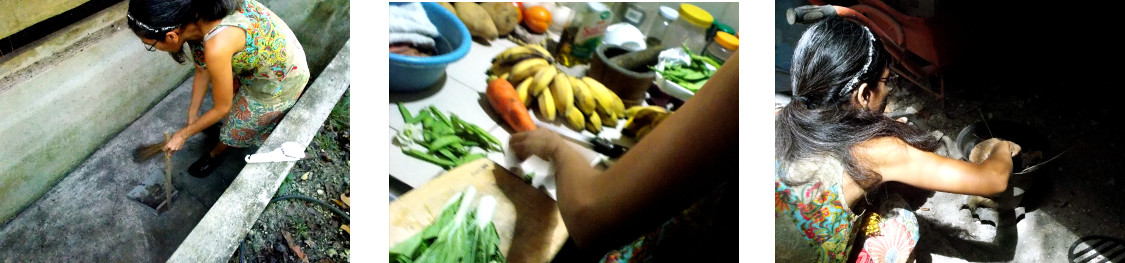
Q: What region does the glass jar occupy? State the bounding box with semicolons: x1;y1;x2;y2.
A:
701;22;735;55
659;4;713;52
705;31;739;64
645;6;678;47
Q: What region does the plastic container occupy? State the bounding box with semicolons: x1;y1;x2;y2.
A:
388;2;471;91
705;31;738;64
645;6;677;47
659;4;713;52
556;2;614;66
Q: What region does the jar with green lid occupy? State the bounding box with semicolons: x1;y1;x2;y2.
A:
556;2;614;67
658;3;713;52
705;31;739;64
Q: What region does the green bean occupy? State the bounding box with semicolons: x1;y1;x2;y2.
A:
398;103;415;123
403;148;454;167
428;135;463;152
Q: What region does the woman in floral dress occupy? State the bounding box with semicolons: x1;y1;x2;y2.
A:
127;0;308;177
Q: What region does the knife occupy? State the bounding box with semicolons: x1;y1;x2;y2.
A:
533;119;628;158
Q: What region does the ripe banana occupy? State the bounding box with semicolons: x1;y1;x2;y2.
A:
586;111;602;134
625;105;668;119
510;58;549;82
538;86;556;121
611;92;626;118
551;73;574;114
597;107;617;128
492;45;536;65
525;44;555;64
623;107;670;138
564;106;585;131
569;75;596;115
531;65;557;96
515;77;533;106
582;76;615;115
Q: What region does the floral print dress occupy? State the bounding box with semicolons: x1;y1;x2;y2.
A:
189;0;309;147
775;158;920;263
599;180;736;262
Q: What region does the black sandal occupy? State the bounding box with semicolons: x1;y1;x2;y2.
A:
188;153;224;178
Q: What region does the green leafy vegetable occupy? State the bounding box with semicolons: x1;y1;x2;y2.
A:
395;104;505;170
391;187;506;263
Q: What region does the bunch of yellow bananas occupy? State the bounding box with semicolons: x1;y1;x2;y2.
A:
622;105;671;140
488;44;627;134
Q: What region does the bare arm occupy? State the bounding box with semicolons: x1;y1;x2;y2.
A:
511;52;740;251
165;28;246;151
188;65;211;126
859;137;1020;196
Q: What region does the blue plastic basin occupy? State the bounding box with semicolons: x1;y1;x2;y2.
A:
389;2;472;91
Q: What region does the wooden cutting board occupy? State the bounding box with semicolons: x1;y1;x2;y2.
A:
388;158;570;262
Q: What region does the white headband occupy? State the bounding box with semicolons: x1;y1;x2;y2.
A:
127;14;177;33
841;26;876;96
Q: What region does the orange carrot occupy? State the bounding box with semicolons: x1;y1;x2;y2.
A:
486;76;538;132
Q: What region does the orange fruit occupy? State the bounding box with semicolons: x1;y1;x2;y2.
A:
522;6;551;34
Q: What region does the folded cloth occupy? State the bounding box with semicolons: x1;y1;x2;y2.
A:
389;3;441;48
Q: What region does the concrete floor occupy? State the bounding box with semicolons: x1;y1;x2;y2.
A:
0;75;251;262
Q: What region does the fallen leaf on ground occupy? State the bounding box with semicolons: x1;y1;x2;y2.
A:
282;230;309;263
332;199;347;209
341;224;350;235
301;172;310;181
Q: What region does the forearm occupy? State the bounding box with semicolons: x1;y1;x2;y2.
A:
548;141;602;247
178;103;230;139
188;68;211;119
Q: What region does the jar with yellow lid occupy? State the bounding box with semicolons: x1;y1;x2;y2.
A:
705;31;738;64
658;3;713;52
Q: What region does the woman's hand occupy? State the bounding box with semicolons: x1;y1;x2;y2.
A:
163;130;189;152
509;129;563;161
1001;139;1022;157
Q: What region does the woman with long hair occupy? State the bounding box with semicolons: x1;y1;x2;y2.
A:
775;17;1020;262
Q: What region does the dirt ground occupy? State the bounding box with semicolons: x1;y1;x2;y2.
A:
229;89;351;263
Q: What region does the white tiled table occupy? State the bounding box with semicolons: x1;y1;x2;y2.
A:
390;39;630;189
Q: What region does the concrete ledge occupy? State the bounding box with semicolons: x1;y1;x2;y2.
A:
0;0;123;86
0;0;89;40
0;1;193;223
168;40;350;263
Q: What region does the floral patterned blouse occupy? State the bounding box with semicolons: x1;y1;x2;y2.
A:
188;0;308;107
775;158;863;262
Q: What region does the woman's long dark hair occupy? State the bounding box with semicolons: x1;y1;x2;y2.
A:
127;0;243;63
776;17;941;189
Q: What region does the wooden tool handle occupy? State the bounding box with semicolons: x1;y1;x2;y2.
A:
163;132;173;202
